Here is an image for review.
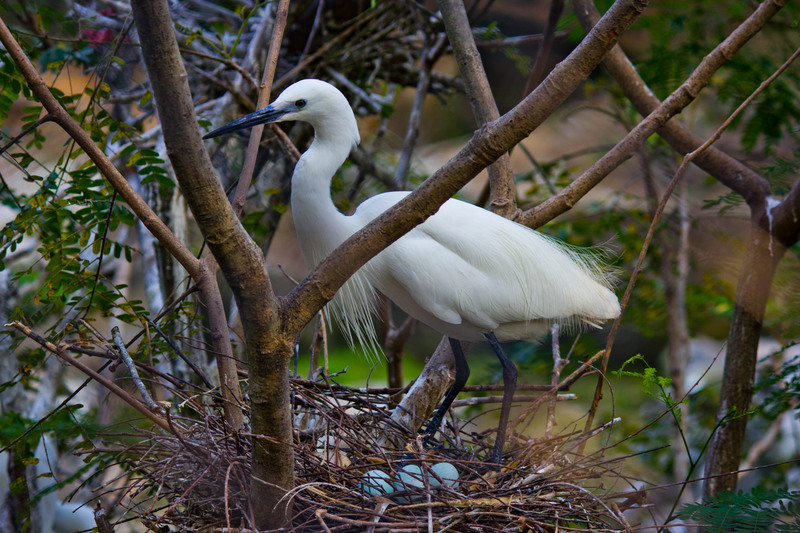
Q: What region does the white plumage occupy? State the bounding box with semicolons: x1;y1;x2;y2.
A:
205;79;620;462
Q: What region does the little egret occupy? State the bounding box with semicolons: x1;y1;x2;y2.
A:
204;79;620;463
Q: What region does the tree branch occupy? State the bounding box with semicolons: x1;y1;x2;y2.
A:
438;0;518;218
570;0;777;208
128;2;293;525
232;0;291;218
523;0;564;96
519;0;788;229
583;35;798;442
8;322;176;434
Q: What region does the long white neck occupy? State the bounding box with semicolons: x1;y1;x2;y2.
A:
291;131;358;267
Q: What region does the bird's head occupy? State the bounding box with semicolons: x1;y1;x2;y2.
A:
203;79;360;149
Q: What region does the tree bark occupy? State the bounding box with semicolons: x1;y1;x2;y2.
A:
703;218;783;497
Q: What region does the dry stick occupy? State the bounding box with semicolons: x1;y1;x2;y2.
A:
231;0;291;218
437;0;518;217
477;32;566;49
510;349;604;434
545;323;565;437
523;0;564;95
452;394;576;407
93;503;114;533
111;326;162;413
197;256;245;429
0;114;53;158
143;315;214;389
8;322;176;434
273;4;389;90
582;44;800;439
518;0;789;230
394;31;446;188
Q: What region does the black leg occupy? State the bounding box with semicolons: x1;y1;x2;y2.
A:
484;331;517;464
421;337;470;446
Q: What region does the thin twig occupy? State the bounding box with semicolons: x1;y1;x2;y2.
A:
8;321;176;434
111;325;162;413
143;315;214;389
523;0;564;95
583;43;800;438
394;30;446;188
545;323;565;437
232;0;292;217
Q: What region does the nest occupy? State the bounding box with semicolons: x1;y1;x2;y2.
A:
100;375;641;532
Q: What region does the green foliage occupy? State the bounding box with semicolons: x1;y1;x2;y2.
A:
717;56;800;155
755;343;800;421
676;488;800;531
613;354;675;403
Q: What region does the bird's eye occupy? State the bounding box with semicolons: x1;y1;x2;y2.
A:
295;99;307;108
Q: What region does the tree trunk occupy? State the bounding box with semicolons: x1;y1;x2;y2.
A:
702;218;783;497
248;335;295;526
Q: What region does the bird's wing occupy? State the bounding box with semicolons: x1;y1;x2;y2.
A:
357;195;619;332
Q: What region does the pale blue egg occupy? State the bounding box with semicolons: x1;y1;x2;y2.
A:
430;462;459;488
362;469;394;496
397;464;425;490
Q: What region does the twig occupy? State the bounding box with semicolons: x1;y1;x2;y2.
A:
125;283;200;348
523;0;564;95
394;30;446;188
111;326;162;413
8;321;176;434
451;393;575;407
232;0;291;218
545;323;565;437
583;43;800;438
0;114;53;158
510;349;604;433
143;315;214;389
93;502;115;533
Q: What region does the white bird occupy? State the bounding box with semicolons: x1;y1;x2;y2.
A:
205;79;620;463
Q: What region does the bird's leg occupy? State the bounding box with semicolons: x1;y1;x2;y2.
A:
484;331;518;464
420;337;470;446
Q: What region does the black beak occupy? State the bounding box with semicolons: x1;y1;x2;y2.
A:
203;104;289;139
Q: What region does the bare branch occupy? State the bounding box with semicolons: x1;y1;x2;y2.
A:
8;322;176;434
394;31;446;188
571;0;775;207
232;0;291;218
520;0;789;229
438;0;518;217
523;0;564;95
111;326;162;413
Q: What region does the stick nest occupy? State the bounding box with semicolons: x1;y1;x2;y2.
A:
104;377;639;532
